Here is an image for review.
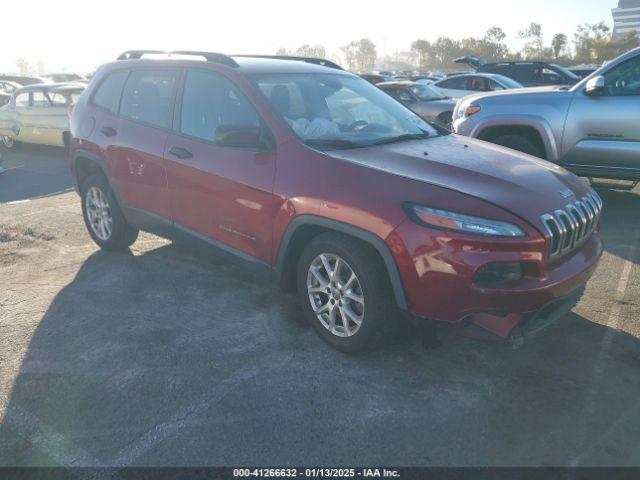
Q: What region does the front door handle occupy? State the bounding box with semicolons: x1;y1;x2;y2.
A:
100;126;117;137
168;146;193;159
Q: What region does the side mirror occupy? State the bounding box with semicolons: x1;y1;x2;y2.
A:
584;76;605;96
214;124;267;149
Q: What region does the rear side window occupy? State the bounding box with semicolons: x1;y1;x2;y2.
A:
438;77;467;89
93;71;128;113
180;70;262;143
120;70;178;129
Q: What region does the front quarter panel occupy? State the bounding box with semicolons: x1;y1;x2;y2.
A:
454;91;575;162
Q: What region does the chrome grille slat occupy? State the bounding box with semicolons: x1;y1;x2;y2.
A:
540;191;602;259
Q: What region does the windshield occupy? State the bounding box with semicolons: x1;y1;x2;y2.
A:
550;64;580;81
409;84;447;101
253;74;439;150
493;75;523;89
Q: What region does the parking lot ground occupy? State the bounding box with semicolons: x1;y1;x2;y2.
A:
0;146;639;467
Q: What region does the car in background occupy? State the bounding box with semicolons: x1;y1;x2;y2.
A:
0;83;85;149
453;47;640;183
42;72;88;84
0;80;21;95
360;73;395;85
0;81;19;107
569;66;598;79
69;50;602;352
0;74;45;86
378;81;456;128
454;56;580;87
433;73;523;99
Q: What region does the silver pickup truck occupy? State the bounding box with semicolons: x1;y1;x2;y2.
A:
453;47;640;184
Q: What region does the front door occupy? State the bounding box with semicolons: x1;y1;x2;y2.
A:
164;69;277;263
562;55;640;177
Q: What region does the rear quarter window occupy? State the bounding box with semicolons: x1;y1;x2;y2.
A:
92;70;129;113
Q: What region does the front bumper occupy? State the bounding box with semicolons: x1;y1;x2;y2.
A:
388;219;603;337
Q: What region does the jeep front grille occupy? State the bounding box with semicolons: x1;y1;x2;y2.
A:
540;191;602;258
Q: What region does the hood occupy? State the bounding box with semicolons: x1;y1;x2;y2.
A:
329;134;591;228
461;85;572;105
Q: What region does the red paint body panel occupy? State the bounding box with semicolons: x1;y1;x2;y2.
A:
164;133;278;262
69;57;604;340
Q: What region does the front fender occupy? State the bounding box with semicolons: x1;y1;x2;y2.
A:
470;114;560;162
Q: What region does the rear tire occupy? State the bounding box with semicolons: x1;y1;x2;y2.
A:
81;173;138;251
296;232;397;353
490;134;544;158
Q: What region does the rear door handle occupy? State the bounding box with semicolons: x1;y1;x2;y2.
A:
100;126;117;137
168;146;193;159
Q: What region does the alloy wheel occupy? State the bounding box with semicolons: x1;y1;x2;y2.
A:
1;136;14;149
307;253;365;338
85;186;113;241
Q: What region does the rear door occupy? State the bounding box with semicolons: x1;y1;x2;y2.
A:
562;55;640;176
164;69;277;263
112;69;179;220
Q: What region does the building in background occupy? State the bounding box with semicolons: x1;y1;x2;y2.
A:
612;0;640;38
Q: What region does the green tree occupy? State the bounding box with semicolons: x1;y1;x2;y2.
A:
341;39;377;72
430;36;463;67
551;33;568;59
519;22;550;59
295;44;326;58
16;58;30;75
410;39;431;67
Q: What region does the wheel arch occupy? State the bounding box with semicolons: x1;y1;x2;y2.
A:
72;149;112;191
472;117;559;161
274;215;409;310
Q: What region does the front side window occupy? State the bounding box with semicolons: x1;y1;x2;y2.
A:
93;70;128;113
438;77;466;90
603;57;640;96
120;70;178;128
180;70;263;144
384;88;413;102
254;74;438;150
409;84;447;101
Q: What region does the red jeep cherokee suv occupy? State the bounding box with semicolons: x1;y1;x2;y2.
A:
70;51;603;352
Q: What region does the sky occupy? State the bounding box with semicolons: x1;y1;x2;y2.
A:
1;0;616;73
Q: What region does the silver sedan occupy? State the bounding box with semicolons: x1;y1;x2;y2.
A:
377;81;456;129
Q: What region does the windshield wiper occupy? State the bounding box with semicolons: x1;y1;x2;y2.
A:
372;133;431;146
305;139;362;150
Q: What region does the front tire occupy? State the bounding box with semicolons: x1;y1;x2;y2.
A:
81;173;138;251
297;232;396;353
490;134;544;158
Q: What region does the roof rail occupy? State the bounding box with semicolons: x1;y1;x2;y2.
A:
116;50;239;68
234;55;344;70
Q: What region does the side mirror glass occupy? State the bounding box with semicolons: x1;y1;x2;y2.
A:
585;76;606;96
214;124;267;149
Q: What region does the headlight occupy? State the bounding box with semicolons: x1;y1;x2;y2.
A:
405;204;526;237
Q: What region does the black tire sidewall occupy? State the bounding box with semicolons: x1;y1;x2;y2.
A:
81;173;137;250
296;233;394;353
493;134;542;158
